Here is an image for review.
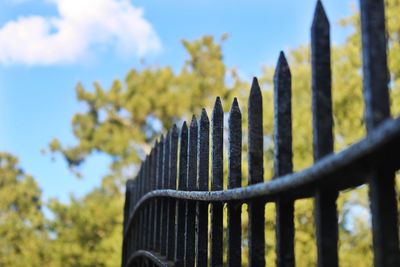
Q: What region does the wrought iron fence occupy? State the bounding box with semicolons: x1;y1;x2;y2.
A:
122;0;400;266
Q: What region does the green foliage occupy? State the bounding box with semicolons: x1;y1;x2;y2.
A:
47;175;122;267
0;153;50;267
50;35;242;176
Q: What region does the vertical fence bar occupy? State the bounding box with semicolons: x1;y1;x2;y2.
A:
359;0;400;266
138;165;144;251
129;180;137;256
227;98;242;267
196;109;210;266
145;152;154;250
155;136;164;253
175;122;188;267
161;131;171;256
150;142;158;251
248;77;265;267
133;171;139;253
132;181;138;264
134;180;140;262
122;180;132;267
311;2;338;267
143;157;150;251
167;125;179;260
274;52;295;267
184;116;198;267
211;97;224;267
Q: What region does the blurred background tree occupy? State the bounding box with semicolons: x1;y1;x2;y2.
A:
0;153;50;267
1;0;400;266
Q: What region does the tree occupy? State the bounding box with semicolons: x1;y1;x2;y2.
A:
47;175;122;267
0;153;50;267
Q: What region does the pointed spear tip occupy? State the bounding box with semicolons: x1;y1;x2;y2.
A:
213;96;223;114
200;108;209;122
312;0;329;27
250;76;261;97
182;121;187;128
190;115;198;127
275;51;290;76
180;121;188;136
278;51;287;63
232;97;239;106
230;97;241;114
215;96;222;106
171;124;179;138
164;130;170;142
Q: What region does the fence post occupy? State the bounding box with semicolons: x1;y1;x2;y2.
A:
248;78;265;267
197;109;210;266
175;122;188;267
227;98;242;267
161;131;171;256
359;0;400;266
150;142;158;251
167;125;179;260
274;52;295;267
311;2;338;267
184;116;198;267
155;136;164;252
211;97;224;267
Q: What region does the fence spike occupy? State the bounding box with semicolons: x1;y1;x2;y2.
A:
248;77;265;267
178;122;188;192
312;0;333;160
122;179;133;266
143;156;150;249
274;51;293;176
155;136;164;252
131;179;138;263
274;51;295;267
175;122;188;267
227;97;242;267
311;2;339;267
161;131;171;256
184;115;198;267
149;142;158;251
211;97;224;267
167;125;179;260
197;108;210;267
359;0;400;266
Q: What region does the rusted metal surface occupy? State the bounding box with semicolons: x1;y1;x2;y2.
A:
227;98;242;267
360;0;400;266
248;78;265;267
311;2;339;267
196;110;209;267
211;98;224;267
274;52;295;267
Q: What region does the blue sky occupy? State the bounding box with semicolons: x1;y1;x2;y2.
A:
0;0;356;203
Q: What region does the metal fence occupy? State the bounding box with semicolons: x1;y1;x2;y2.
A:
121;0;400;266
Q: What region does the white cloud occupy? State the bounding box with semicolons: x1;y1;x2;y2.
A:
0;0;161;65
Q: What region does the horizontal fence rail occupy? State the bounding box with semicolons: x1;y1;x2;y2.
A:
122;0;400;266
